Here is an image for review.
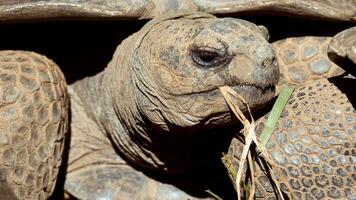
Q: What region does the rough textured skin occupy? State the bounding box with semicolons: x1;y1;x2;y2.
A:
65;90;204;200
0;0;355;22
0;51;69;199
64;13;278;199
273;37;345;87
226;78;356;199
328;26;356;65
0;10;353;199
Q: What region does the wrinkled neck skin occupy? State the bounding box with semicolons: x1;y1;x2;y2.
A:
70;35;229;174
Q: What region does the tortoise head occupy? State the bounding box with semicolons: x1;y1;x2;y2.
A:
111;13;279;134
102;13;279;173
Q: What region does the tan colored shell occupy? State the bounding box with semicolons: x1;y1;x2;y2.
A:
226;78;355;199
0;51;68;199
273;37;345;87
0;0;355;22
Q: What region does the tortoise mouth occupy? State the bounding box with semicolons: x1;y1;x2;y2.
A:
200;83;275;126
229;83;275;107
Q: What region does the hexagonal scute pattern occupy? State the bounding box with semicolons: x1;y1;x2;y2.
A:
273;37;345;85
227;78;355;199
0;51;69;199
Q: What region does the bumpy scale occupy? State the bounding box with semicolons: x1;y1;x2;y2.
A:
227;78;355;199
0;51;69;199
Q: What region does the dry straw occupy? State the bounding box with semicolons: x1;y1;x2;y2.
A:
219;84;293;200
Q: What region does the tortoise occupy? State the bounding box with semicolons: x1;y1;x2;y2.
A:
0;1;355;199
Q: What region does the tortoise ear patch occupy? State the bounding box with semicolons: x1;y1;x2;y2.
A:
258;25;270;41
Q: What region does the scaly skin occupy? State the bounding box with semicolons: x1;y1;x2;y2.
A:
226;78;355;199
0;12;353;200
64;12;279;199
0;51;69;199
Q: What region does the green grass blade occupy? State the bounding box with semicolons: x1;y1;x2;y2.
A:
206;190;223;200
260;85;294;147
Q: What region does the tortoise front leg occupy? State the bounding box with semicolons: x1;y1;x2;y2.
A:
226;78;355;199
0;51;69;199
65;163;210;200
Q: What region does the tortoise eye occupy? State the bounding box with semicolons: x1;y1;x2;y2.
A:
191;46;231;69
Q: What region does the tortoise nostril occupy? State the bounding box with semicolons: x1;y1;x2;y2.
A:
255;44;276;68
